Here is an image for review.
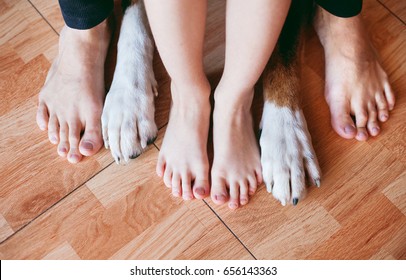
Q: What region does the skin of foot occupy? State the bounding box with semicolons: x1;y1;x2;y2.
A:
314;8;395;141
36;19;112;163
156;81;211;200
211;87;263;210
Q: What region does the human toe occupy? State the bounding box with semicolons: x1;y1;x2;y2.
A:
354;109;369;141
210;177;228;205
181;173;194;200
36;102;49;131
47;115;60;144
57;123;69;157
375;93;389;122
193;177;210;199
366;107;380;137
79;121;103;157
67;123;83;163
228;182;240;210
239;181;249;206
171;173;182;197
329;103;357;139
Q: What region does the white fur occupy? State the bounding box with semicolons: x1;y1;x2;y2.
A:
260;101;321;206
102;1;158;164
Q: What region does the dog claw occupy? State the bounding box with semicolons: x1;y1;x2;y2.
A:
147;136;157;145
266;182;273;193
129;154;140;160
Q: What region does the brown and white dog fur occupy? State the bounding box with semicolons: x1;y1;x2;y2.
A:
102;0;321;206
260;0;321;205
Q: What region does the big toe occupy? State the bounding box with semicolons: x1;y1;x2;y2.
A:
330;103;357;139
211;177;228;205
36;102;49;131
193;177;210;199
79;120;103;157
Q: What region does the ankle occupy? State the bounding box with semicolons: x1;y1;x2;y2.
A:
170;79;211;105
214;84;254;113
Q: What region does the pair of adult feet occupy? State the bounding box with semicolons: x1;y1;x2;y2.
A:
37;12;395;209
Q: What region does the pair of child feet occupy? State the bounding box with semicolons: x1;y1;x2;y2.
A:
36;12;395;209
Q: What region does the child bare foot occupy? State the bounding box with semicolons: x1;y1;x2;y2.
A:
156;82;211;200
211;88;263;210
36;20;111;163
314;8;395;141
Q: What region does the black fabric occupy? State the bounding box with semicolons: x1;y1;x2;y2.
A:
59;0;114;30
315;0;362;18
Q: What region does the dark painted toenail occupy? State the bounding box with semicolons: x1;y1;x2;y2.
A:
147;136;157;145
195;188;205;195
293;198;299;206
344;125;356;134
129;153;140;159
314;179;321;187
82;141;93;150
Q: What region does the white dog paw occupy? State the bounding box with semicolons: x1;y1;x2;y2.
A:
260;101;321;206
101;2;157;164
102;86;157;164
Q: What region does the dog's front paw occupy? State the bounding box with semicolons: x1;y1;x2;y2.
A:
259;102;321;206
102;85;157;164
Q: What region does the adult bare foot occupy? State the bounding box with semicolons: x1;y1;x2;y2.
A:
156;82;211;200
36;19;112;163
314;7;395;141
211;87;263;210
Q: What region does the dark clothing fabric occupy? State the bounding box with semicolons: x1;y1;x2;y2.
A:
59;0;113;30
59;0;363;30
315;0;362;18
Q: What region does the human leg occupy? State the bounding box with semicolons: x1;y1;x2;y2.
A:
211;0;291;209
144;0;211;199
37;0;113;163
314;6;395;141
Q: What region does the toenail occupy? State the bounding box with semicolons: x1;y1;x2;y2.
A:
293;198;299;206
59;147;67;153
344;125;356;134
50;136;57;143
381;114;388;121
82;141;93;150
229;203;238;209
195;188;205;195
372;127;380;134
215;194;226;201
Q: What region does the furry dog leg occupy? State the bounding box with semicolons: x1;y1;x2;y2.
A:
102;0;157;164
260;1;321;205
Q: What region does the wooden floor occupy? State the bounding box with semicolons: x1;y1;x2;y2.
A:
0;0;405;260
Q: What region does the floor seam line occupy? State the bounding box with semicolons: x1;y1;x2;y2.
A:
27;0;60;36
376;0;405;25
0;160;115;245
202;200;258;260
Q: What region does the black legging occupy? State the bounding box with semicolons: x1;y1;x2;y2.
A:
59;0;362;30
59;0;113;30
316;0;362;18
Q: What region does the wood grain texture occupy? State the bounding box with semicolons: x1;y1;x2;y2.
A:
0;0;405;259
